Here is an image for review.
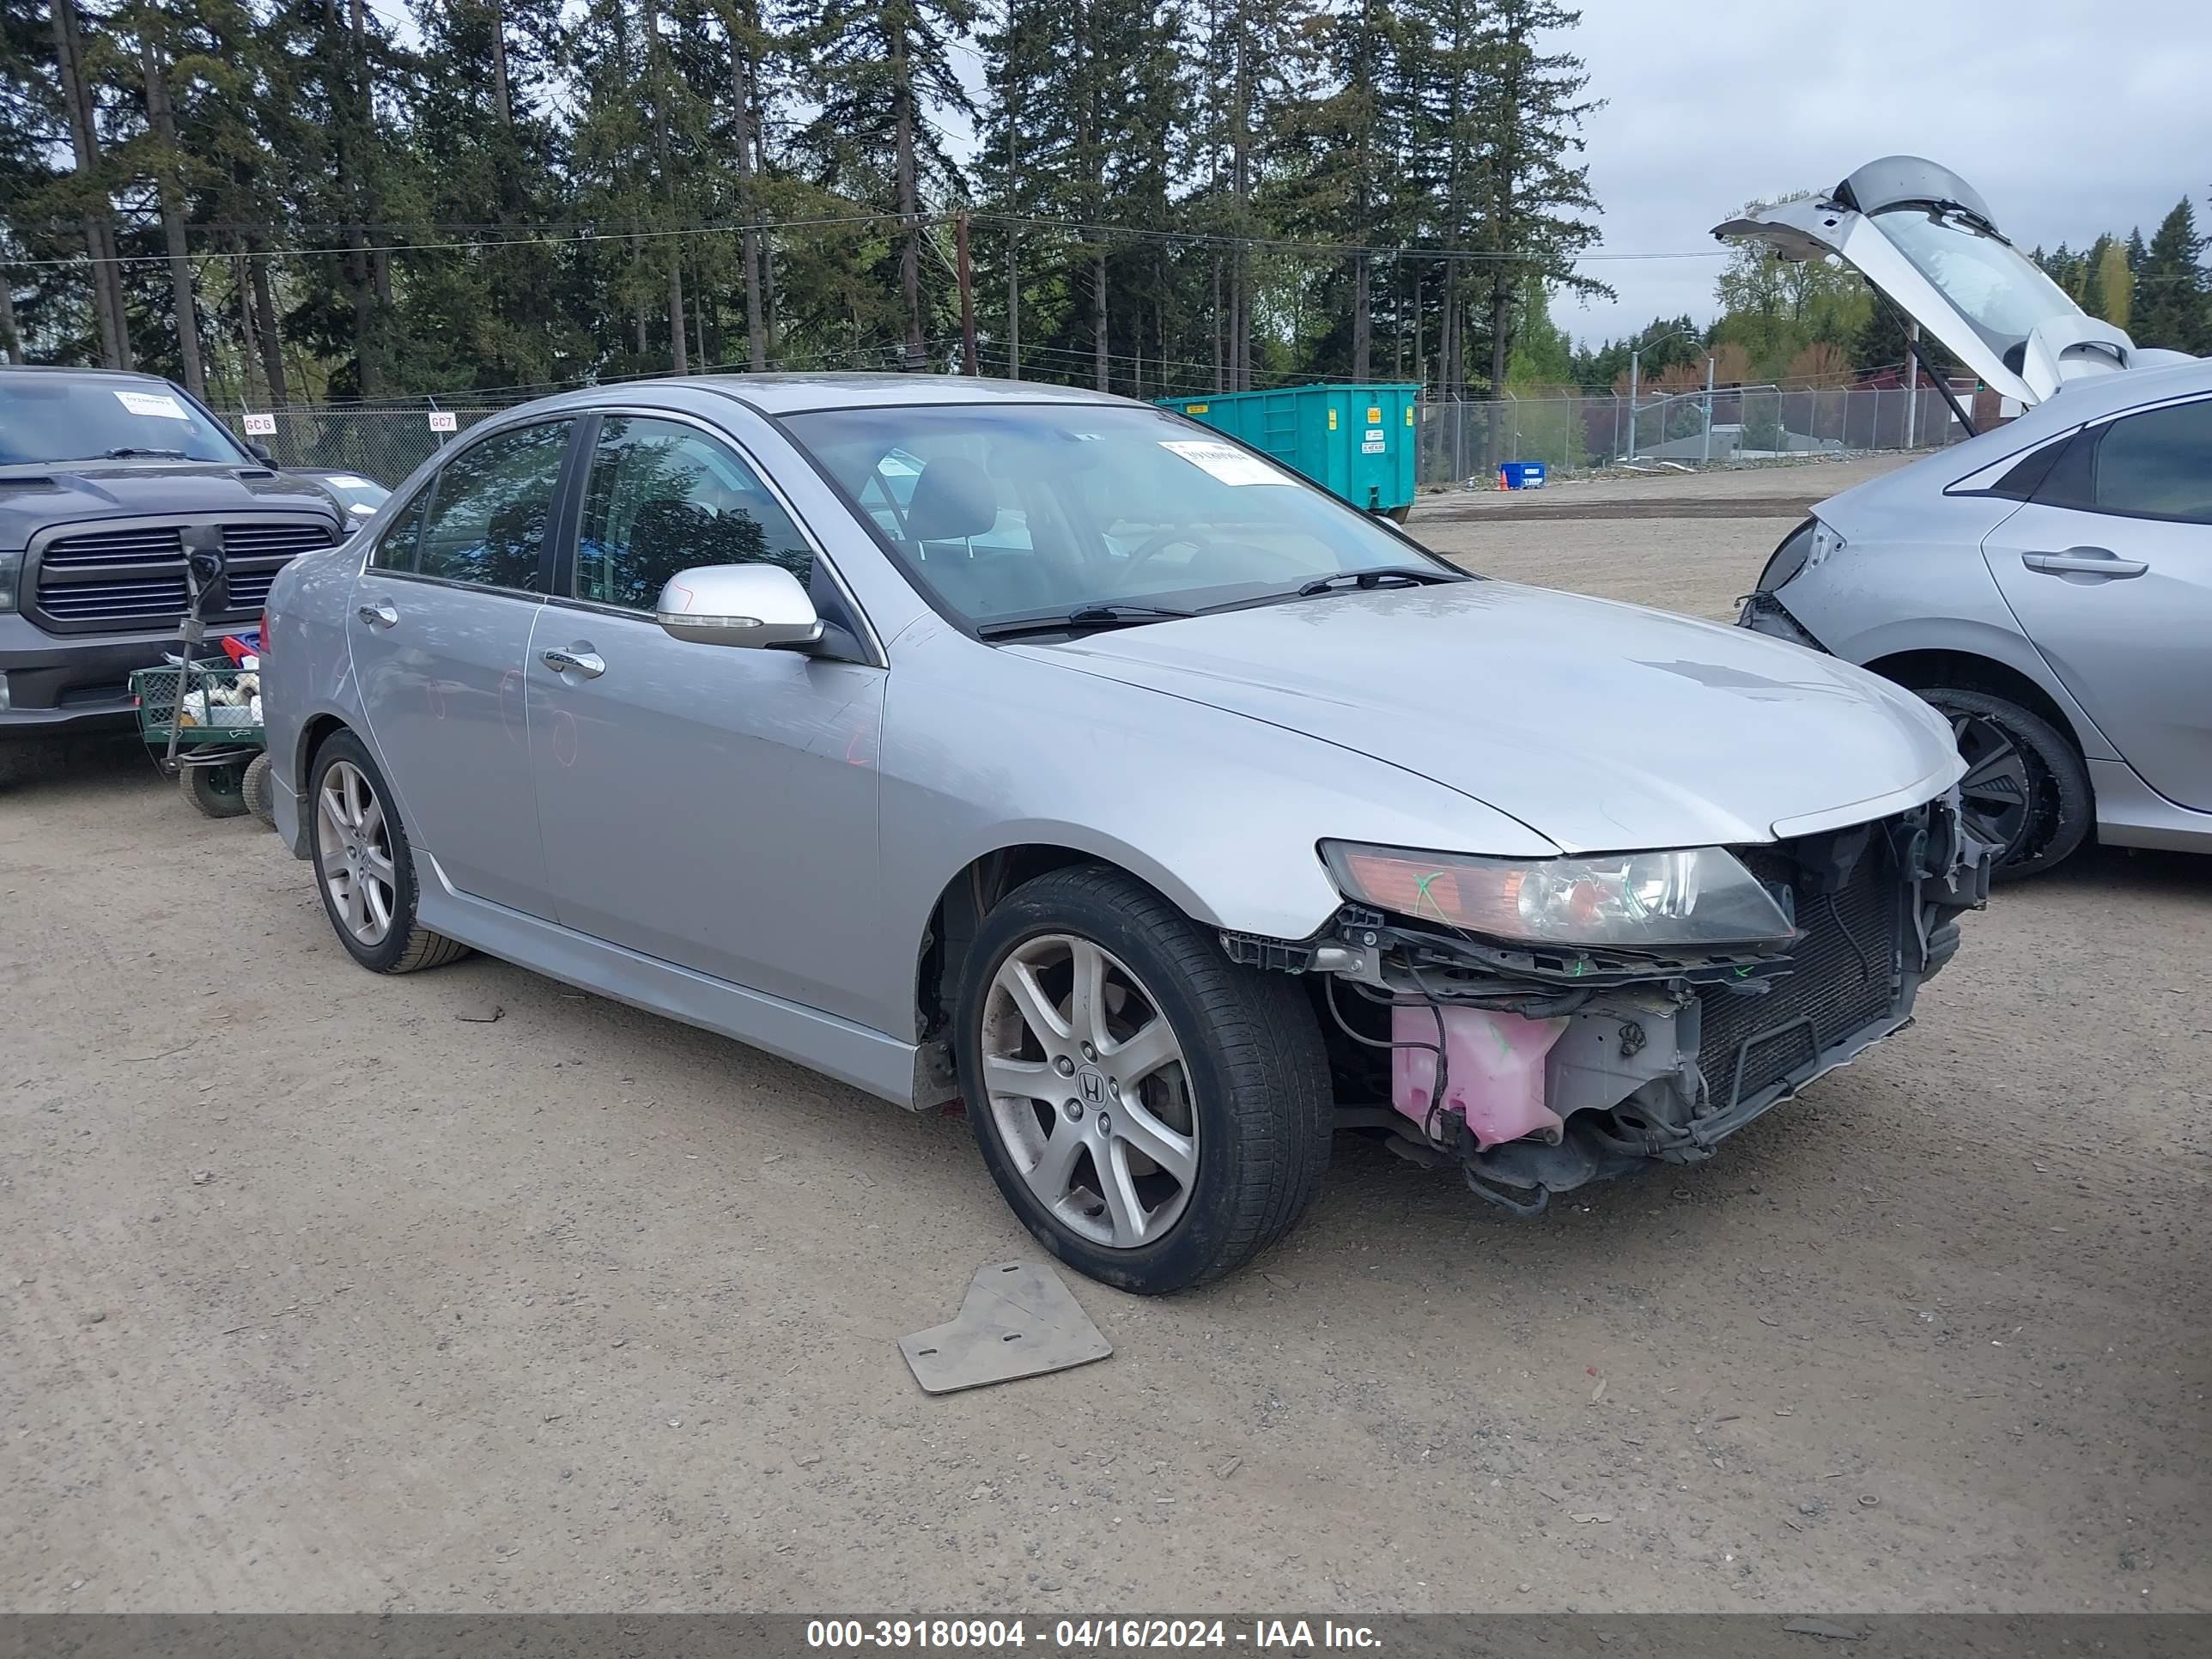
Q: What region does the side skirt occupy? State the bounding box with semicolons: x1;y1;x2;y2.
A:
413;853;921;1109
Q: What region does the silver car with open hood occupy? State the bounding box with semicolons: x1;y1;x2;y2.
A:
1725;157;2211;878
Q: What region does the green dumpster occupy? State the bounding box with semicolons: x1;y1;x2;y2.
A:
1158;383;1420;520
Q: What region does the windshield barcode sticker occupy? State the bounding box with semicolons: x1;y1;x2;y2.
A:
1159;440;1293;486
114;389;190;421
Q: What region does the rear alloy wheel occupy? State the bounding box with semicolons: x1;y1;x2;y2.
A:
307;730;471;974
957;866;1331;1295
1921;685;2090;881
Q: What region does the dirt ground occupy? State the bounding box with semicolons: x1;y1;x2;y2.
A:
4;462;2207;1613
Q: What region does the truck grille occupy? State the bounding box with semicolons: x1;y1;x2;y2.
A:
30;516;332;632
41;526;188;568
1697;839;1903;1111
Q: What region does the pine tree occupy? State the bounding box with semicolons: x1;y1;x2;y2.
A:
1277;0;1410;380
1465;0;1607;409
800;0;977;370
2093;237;2131;333
2132;197;2209;354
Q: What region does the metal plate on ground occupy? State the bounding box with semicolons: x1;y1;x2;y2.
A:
900;1261;1112;1395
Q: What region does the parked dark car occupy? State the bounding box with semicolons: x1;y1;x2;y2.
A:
0;367;343;770
287;468;392;523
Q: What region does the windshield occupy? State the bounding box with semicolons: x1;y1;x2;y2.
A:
307;472;392;517
781;402;1449;628
1872;207;2081;363
0;374;250;466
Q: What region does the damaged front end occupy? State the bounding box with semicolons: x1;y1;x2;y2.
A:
1223;798;1993;1214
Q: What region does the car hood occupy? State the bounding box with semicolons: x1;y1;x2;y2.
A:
1017;580;1963;853
0;461;338;549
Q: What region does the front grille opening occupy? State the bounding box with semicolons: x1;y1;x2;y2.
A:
1698;836;1902;1111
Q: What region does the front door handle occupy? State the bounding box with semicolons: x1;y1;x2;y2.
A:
356;599;398;628
541;643;606;679
2021;547;2148;580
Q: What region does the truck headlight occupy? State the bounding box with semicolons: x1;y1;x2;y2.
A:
1319;842;1796;950
0;547;20;614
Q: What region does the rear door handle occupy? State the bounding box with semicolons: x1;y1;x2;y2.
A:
541;643;606;679
2021;547;2148;579
356;599;398;628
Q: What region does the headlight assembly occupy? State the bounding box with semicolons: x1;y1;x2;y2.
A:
1319;842;1796;950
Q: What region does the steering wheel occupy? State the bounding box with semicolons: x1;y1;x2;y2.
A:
1115;524;1206;584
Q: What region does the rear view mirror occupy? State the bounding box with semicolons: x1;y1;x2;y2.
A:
654;562;823;649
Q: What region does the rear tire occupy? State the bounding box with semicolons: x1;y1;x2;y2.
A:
956;866;1331;1295
180;759;250;819
1918;685;2091;881
307;729;471;974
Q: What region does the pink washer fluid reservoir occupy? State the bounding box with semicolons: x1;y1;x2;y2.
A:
1390;1004;1569;1148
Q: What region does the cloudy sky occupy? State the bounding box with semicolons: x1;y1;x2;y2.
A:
1559;0;2212;346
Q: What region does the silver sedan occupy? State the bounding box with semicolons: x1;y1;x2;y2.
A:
262;374;1990;1292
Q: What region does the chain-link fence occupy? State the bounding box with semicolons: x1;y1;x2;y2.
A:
1415;383;1972;487
222;378;1978;493
221;400;523;486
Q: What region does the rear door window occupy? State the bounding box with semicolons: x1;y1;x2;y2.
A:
412;420;573;591
2088;400;2212;525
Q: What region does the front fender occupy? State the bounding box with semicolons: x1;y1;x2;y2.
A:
1825;611;2118;763
869;621;1557;1039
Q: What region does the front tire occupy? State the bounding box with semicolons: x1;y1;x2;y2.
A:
307;730;471;974
1920;686;2091;881
956;866;1331;1295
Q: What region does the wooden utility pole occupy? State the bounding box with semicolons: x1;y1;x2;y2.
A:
956;211;978;375
891;27;923;370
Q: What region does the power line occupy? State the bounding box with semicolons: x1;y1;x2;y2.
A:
2;202;1738;274
0;210;908;272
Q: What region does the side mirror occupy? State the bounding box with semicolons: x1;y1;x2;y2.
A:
246;441;276;465
654;562;823;650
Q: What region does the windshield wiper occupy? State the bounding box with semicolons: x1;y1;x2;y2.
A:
102;447;188;459
975;602;1194;640
1292;567;1457;598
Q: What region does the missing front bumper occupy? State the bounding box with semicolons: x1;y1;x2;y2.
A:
1260;796;1994;1214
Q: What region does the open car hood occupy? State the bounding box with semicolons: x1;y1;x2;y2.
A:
1021;580;1965;855
1713;155;2192;407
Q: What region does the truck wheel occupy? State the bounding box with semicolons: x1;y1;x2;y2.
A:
180;760;250;819
241;753;276;828
956;866;1331;1295
1921;685;2091;881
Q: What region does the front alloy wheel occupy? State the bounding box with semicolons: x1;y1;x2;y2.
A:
957;866;1332;1294
981;934;1199;1249
1920;685;2091;880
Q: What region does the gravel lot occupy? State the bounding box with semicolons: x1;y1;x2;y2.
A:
4;460;2207;1613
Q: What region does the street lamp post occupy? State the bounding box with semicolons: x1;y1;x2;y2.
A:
1626;326;1698;462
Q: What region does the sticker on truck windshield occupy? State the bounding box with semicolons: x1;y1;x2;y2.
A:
1159;440;1293;486
114;389;190;420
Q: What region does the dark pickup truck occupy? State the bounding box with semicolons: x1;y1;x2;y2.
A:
1;367;343;761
